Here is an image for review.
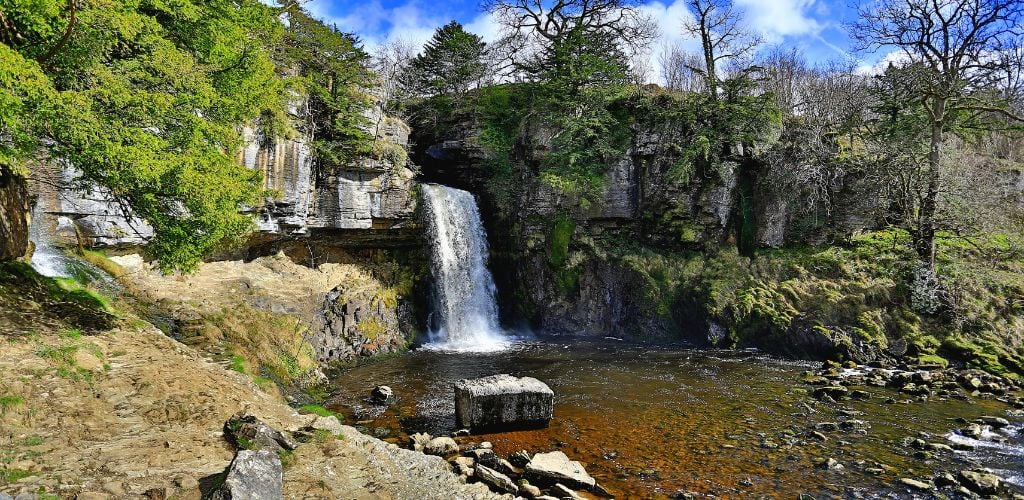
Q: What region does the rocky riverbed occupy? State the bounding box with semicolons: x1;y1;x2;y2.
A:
326;339;1024;498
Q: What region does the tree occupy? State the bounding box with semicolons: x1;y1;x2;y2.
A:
683;0;762;101
403;22;488;98
279;7;375;173
850;0;1024;266
658;44;706;93
487;0;657;86
0;0;374;271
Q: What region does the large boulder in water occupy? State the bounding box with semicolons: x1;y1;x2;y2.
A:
454;374;553;431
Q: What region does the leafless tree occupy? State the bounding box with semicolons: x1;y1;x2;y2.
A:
486;0;658;78
371;39;416;138
850;0;1024;266
683;0;762;101
758;46;809;115
657;43;706;93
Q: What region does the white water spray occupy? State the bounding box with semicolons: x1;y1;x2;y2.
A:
28;203;73;278
422;184;506;351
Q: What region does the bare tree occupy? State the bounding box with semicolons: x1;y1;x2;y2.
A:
683;0;762;101
486;0;658;79
759;46;808;115
657;43;706;93
850;0;1024;266
371;39;415;139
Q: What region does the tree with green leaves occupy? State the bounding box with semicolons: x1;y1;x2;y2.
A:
279;7;375;173
403;21;488;98
0;0;377;272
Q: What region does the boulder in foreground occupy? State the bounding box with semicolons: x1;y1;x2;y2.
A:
454;374;553;431
524;451;596;490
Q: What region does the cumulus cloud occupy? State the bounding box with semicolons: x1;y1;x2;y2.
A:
734;0;822;41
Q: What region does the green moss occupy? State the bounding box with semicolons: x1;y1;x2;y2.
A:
357;317;387;341
228;354;247;374
77;249;125;278
548;217;575;269
914;354;949;368
298;404;342;419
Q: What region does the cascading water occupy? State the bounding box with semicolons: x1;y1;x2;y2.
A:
28;203;73;278
422;184;506;351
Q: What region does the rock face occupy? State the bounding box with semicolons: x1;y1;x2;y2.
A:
454;374;554;431
0;168;31;261
210;449;283;500
31;108;419;250
523;451;596;490
311;282;416;362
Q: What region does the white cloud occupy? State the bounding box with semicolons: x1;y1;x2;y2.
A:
734;0;822;41
856;50;908;75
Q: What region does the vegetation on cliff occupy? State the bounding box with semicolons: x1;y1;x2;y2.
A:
0;0;376;271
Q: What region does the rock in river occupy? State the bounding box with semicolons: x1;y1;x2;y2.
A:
454;374;553;431
524;451;596;490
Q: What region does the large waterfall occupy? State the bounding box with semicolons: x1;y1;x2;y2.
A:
29;203;73;278
422;184;506;350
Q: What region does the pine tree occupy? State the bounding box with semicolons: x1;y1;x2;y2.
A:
402;22;488;97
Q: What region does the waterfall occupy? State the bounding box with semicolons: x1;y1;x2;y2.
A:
28;203;73;278
422;184;506;351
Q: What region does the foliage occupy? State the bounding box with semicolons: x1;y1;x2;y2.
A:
298;404;342;419
402;21;487;98
279;7;375;173
0;0;375;272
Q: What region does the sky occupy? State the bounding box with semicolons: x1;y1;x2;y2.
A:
303;0;893;80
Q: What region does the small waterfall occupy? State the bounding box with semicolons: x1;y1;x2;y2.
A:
422;184;506;350
28;203;73;278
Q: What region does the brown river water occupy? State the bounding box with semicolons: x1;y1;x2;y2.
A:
327;339;1024;498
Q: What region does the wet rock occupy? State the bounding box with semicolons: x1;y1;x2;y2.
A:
927;443;954;453
958;470;1001;495
551;483;584;499
961;424;984;439
224;414;296;453
898;478;934;491
475;464;518;494
517;480;542;498
210;449;283;500
934;472;958;487
371;385;395;404
424;436;458;456
409;432;432;452
814;422;839;432
509;450;532;467
815;458;843;470
451;456;475;477
813;386;848;400
454;374;554;431
840;420;867;430
978;416;1010;428
525;451;597;490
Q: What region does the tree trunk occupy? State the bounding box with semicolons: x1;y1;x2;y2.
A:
701;29;716;101
0;166;32;262
916;99;945;268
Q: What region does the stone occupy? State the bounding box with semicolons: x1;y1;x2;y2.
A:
424;436;458;456
813;386;848;400
410;432;432;452
524;451;596;490
210;449;283;500
371;385;395;404
978;416;1010;428
814;422;839;432
474;464;519;494
961;424;984;439
454;374;553;431
174;474;199;490
518;480;542;499
509;450;532;467
958;470;1001;495
551;483;584;499
0;168;31;261
224;414;296;453
307;415;345;436
898;478;934;491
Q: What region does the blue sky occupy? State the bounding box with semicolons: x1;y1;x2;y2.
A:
305;0;892;79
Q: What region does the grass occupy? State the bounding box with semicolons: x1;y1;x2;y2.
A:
0;394;25;416
22;436;43;446
298;404;342;420
0;468;33;484
77;249;125;278
33;333;104;383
